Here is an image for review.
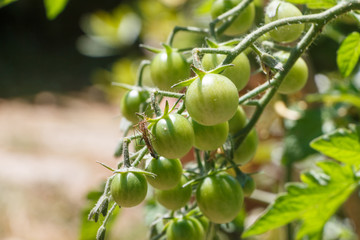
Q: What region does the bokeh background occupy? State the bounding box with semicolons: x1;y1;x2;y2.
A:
1;0;360;239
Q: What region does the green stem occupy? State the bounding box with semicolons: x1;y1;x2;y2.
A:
123;139;131;168
136;60;151;87
151;92;162;117
167;26;209;46
195;148;204;175
102;203;117;226
132;146;149;167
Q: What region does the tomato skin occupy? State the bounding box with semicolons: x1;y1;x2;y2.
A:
145;157;183;190
233;129;258;165
265;1;304;43
228;106;247;135
156;175;192;210
202;47;250;91
243;176;256;197
110;172;148;208
274;52;308;94
150;50;190;91
211;0;255;35
185;73;239;126
196;172;243;224
190;118;229;151
120;90;149;123
166;216;205;240
151;113;194;159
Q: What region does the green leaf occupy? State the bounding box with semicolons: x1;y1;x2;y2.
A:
285;0;336;9
0;0;16;8
337;32;360;77
242;162;358;239
195;0;213;15
43;0;69;20
310;128;360;166
306;93;360;109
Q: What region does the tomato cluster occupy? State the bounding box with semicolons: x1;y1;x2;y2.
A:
100;0;312;238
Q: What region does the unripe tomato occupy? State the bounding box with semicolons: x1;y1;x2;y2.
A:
166;216;205;240
202;47;250;91
151;113;194;159
145;157;183;190
150;49;190;91
120;90;149;123
274;51;309;94
265;1;304;43
233;129;258;165
228;106;247;135
211;0;255;35
110;172;148;208
196;172;243;224
190;118;229;151
243;176;256;197
156;175;192;210
185;73;239;126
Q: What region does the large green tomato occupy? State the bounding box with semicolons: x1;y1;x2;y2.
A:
150;49;190;91
151;113;194;159
274;51;309;94
110;172;148;208
202;47;250;91
228;106;247;135
233;129;258;165
185;73;239;126
196;172;243;224
265;1;304;43
156;175;192;210
145;157;183;190
120;90;149;123
190;118;229;151
211;0;255;35
166;216;205;240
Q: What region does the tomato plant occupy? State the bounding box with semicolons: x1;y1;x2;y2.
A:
156;175;192;210
151;113;194;159
110;171;148;208
211;0;255;35
202;46;251;91
145;156;183;190
185;73;239;126
265;1;304;43
120;90;150;123
150;46;190;91
196;172;244;224
233;128;258;165
190;118;229;151
166;216;205;240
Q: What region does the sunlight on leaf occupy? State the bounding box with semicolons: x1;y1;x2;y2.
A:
0;0;16;8
44;0;69;20
337;32;360;77
285;0;336;9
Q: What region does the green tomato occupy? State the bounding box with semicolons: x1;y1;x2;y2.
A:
233;129;258;165
166;216;205;240
151;113;194;159
265;1;304;43
120;90;149;123
150;49;190;91
196;172;243;224
243;175;256;197
185;73;239;126
228;106;247;135
274;51;309;94
156;175;192;210
211;0;255;35
202;47;250;91
145;157;183;190
190;118;229;151
110;172;148;208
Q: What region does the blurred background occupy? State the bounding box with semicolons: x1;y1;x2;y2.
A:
1;0;360;239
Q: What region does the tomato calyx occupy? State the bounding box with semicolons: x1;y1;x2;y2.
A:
146;100;180;129
113;167;157;179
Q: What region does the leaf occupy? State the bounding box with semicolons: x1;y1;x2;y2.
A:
43;0;69;20
310;128;360;166
285;0;336;9
242;162;358;239
0;0;16;8
195;0;213;15
337;32;360;77
306;93;360;109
